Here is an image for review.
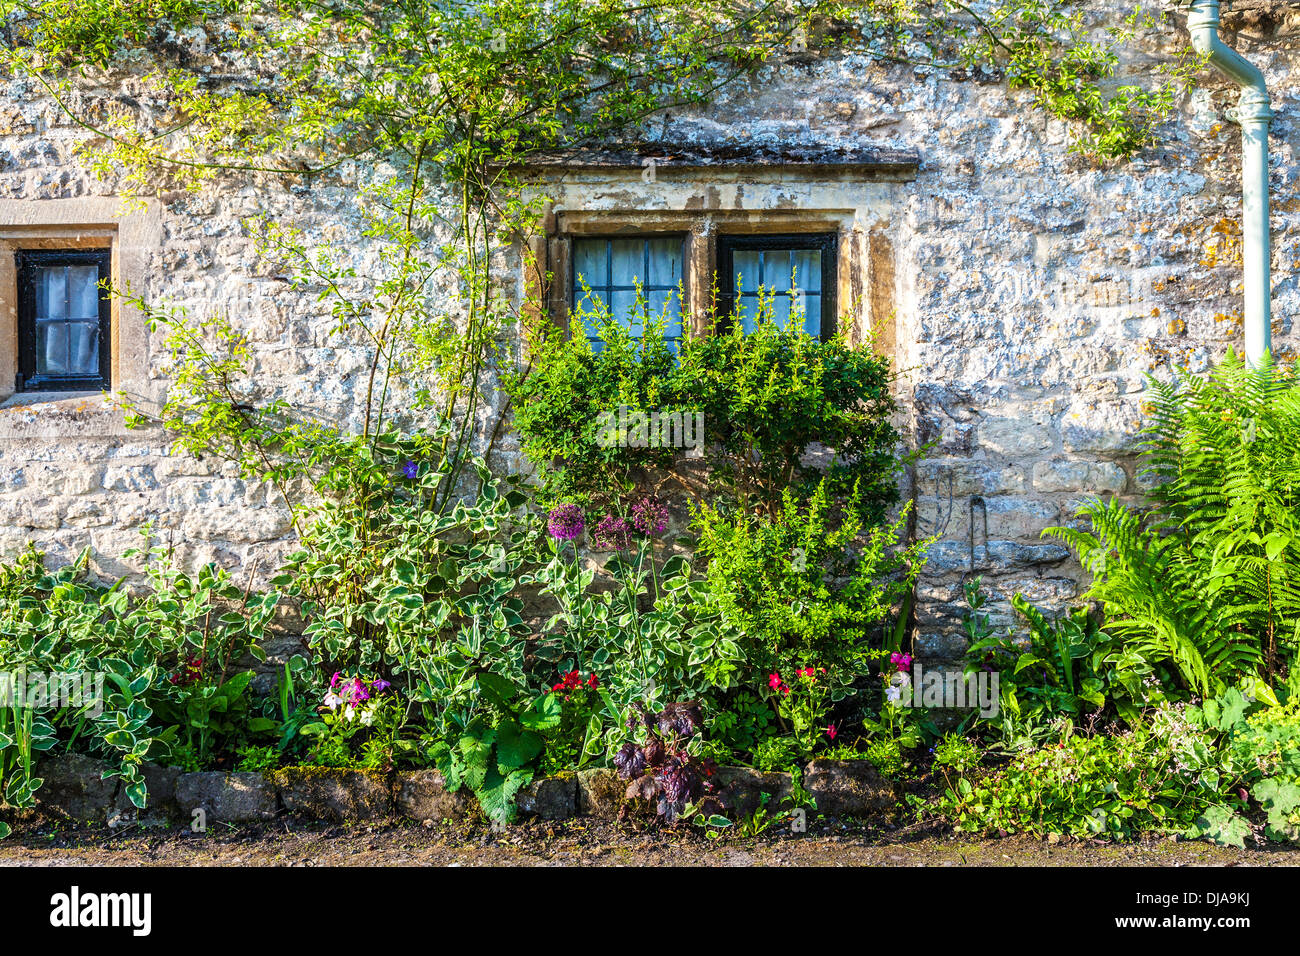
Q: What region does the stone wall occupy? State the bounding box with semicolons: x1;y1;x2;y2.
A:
2;2;1299;657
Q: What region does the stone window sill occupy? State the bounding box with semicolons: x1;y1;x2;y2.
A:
0;391;134;440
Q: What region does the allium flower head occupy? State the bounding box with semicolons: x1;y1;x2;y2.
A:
630;496;669;537
547;503;585;541
592;513;632;550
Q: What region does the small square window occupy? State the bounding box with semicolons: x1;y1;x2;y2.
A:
570;236;684;350
16;249;112;392
717;234;837;339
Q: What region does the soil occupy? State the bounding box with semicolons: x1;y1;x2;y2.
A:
2;816;1298;867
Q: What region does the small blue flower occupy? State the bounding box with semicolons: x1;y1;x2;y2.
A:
401;460;419;479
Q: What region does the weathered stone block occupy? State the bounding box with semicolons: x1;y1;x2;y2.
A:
915;630;970;660
923;539;1069;574
113;763;181;825
977;412;1057;457
915;459;1026;497
394;770;475;823
713;767;792;818
983;540;1070;569
175;771;278;823
101;464;158;493
1061;399;1142;456
517;772;577;820
274;767;392;822
576;768;624;818
1032;459;1127;494
803;759;895;816
34;753;118;823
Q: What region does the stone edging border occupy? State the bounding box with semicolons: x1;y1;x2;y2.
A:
22;754;896;828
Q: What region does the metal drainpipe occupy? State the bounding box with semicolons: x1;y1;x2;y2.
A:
1188;0;1273;367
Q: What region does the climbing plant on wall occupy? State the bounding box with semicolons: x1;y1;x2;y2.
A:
0;0;1204;505
1;0;1201;420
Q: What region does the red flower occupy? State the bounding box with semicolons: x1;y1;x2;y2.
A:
826;724;838;740
170;653;205;687
553;669;587;695
768;672;783;689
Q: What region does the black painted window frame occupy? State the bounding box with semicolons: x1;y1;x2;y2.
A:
716;232;838;340
16;248;113;393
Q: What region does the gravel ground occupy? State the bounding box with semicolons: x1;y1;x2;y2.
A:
2;817;1298;867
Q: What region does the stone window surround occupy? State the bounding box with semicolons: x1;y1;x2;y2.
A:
540;208;862;341
517;148;920;353
0;197;162;439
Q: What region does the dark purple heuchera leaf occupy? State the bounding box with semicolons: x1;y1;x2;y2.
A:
655;701;702;740
612;700;714;825
625;775;660;803
642;734;665;767
627;701;653;732
613;741;646;780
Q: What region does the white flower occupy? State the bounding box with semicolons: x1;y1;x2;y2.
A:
885;685;902;704
323;691;345;711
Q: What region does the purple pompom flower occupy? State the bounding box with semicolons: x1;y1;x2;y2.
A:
547;503;585;541
592;514;632;551
630;497;669;537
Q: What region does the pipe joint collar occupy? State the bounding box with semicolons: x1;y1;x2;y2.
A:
1238;87;1275;124
1187;0;1222;34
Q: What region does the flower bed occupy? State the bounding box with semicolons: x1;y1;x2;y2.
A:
23;755;894;828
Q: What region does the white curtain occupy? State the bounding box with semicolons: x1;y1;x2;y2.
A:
732;248;822;336
35;265;100;376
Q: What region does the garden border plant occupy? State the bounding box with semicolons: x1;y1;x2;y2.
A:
0;0;1253;834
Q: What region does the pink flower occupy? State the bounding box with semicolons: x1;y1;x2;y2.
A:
826;724;838;740
768;672;783;690
345;678;369;704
